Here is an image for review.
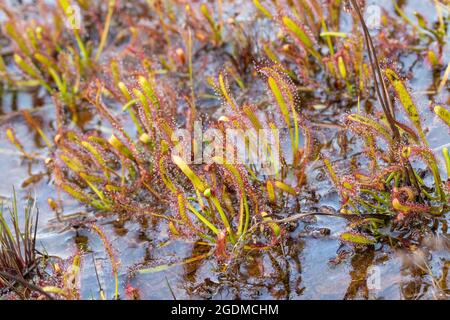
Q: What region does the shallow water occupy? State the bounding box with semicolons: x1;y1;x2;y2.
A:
0;0;449;300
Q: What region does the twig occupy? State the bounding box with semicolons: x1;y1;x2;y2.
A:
165;276;177;300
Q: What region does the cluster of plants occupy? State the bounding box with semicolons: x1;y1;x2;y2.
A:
0;191;40;298
0;189;121;299
0;0;449;299
319;0;450;245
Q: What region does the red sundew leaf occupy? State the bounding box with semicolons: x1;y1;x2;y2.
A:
215;230;228;260
125;285;141;300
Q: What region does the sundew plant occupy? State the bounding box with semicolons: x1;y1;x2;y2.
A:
0;0;449;300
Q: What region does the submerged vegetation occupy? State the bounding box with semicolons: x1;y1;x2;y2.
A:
0;0;449;299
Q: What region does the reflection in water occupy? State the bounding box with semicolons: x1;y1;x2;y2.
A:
182;235;305;300
182;241;212;284
399;241;450;300
0;87;47;116
343;249;375;300
438;260;450;296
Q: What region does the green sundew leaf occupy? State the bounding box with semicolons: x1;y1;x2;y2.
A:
5;22;30;57
385;68;427;144
0;56;12;84
243;105;263;131
392;1;418;32
419;147;446;202
22;110;53;149
427;50;439;67
65;131;81;143
108;134;133;159
60;154;84;173
321;20;335;57
61;184;94;205
172;155;206;192
78;172;103;184
338;56;347;80
168;220;181;237
274;180;297;195
434;105;450;127
253;0;272;19
138;76;160;109
12;80;41;87
133;88;153;125
187;203;220;235
347;114;394;144
88;135;108;146
81;141;110;179
323;157;339;187
394;120;420;143
437;62;450;93
340;232;375;245
14;55;39;79
261;212;281;237
364;217;386;225
411;12;442;42
105;184;123;192
139;133;151;145
177;193;193;229
0;55;7;73
122;99;144;135
79;173;109;207
118;82;132;101
281;16;320;60
443;147;450;178
200;4;215;28
263;43;281;64
122;99;138;112
58;0;72;14
42;286;64;295
413;12;429;30
34;53;58;71
218;73;238;112
266;180;276;203
228;68;245;90
6;128;30;158
95;0;116;61
57;0;89;62
282;16;313;48
200;3;221;43
209;195;235;244
268;77;291;129
319;32;347;38
212;156;249;235
48;68;66;95
212;157;245;190
265;71;299;153
110;59;121;85
237;195;250;236
139;264;170;274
